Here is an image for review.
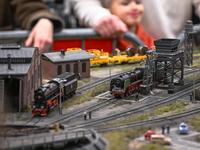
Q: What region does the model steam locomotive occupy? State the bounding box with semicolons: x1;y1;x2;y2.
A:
110;69;144;98
32;72;77;116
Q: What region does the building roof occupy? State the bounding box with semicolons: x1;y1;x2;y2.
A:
0;64;31;75
0;47;35;58
42;50;94;63
0;46;35;75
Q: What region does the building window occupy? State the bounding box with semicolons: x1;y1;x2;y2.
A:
82;63;86;72
57;65;62;75
66;64;70;72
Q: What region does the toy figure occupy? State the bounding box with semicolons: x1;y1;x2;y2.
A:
135;92;139;102
190;92;193;101
83;110;87;120
55;123;60;132
78;73;82;80
88;110;92;119
166;124;170;134
162;126;165;134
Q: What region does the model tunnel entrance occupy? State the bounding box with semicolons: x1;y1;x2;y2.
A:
4;78;20;112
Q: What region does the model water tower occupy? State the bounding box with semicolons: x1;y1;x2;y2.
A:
153;38;184;94
184;20;196;66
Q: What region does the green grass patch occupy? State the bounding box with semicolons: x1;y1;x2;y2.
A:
97;98;108;102
21;104;31;113
184;74;200;82
97;114;149;129
16;113;31;121
77;79;94;87
152;101;189;116
97;101;189;129
196;135;200;143
193;60;200;67
139;143;170;150
113;101;132;107
90;66;110;72
186;113;200;132
62;82;109;109
193;46;200;53
102;127;150;150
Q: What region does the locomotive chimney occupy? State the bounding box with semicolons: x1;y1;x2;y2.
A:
61;49;65;56
7;54;12;70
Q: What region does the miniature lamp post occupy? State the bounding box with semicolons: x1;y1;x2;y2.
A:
188;69;199;103
109;58;111;82
59;80;64;115
150;90;155;130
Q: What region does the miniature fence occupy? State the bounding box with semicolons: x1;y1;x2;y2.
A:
1;129;86;150
0;128;107;150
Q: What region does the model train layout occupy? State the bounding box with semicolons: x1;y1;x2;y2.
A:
32;72;77;116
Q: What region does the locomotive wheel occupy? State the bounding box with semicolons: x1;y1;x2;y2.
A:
129;90;132;95
61;97;64;102
68;94;71;98
69;93;73;97
47;105;51;113
65;95;69;100
120;93;124;98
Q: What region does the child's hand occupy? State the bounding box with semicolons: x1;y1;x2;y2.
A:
25;18;53;52
94;15;128;38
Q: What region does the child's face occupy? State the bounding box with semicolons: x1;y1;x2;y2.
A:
109;0;144;27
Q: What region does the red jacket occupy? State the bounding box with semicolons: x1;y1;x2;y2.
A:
117;24;155;51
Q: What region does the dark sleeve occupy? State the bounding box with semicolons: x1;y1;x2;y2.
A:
11;0;65;32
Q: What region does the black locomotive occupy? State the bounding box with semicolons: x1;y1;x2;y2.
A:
32;72;77;116
110;69;143;98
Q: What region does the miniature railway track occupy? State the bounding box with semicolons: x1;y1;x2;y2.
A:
51;72;200;127
77;67;200;93
48;98;120;125
1;125;51;137
77;70;134;93
24;116;46;126
66;80;200;130
24;68;200;127
24;70;133;126
96;107;200;133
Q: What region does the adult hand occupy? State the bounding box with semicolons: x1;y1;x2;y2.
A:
94;15;128;38
25;18;53;52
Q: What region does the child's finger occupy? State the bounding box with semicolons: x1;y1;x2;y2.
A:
25;31;34;47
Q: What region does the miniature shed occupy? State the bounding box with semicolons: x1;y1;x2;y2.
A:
0;45;42;112
42;50;93;79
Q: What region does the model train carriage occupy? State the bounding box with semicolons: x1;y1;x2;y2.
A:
63;78;77;99
110;70;143;98
32;72;77;116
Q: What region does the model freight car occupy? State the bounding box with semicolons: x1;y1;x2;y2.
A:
32;72;77;116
